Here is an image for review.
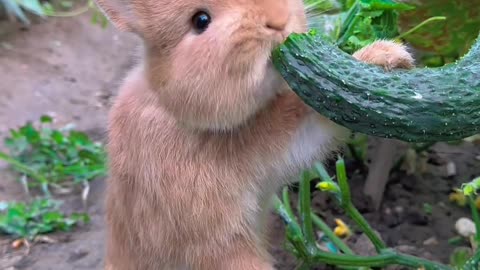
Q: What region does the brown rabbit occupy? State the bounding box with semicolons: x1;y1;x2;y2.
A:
94;0;414;269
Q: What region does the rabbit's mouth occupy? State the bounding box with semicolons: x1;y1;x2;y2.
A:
265;27;291;49
268;29;290;44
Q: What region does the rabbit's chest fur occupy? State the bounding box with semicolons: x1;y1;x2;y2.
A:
105;69;344;268
283;113;344;176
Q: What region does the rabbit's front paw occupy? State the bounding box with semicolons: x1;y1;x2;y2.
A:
353;40;414;70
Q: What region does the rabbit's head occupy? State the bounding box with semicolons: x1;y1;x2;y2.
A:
96;0;307;130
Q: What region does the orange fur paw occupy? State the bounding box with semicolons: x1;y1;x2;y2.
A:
352;40;414;70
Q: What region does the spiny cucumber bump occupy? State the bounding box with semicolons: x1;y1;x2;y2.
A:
273;30;480;142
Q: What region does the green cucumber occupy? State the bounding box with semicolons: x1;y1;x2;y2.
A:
272;30;480;143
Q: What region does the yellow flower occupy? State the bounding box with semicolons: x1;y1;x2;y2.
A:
333;218;351;238
449;190;467;207
316;181;340;193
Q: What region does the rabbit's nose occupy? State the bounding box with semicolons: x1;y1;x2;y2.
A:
263;0;289;31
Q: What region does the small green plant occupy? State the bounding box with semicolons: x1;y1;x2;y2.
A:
0;0;46;24
0;198;89;241
306;0;446;55
423;202;433;215
0;0;108;27
274;159;480;269
0;115;107;197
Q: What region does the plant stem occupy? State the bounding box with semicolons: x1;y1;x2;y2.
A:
273;195;310;258
311;213;354;255
310;248;451;269
314;162;333;182
345;204;386;250
468;195;480;246
336;1;362;46
282;186;295;218
299;171;317;254
44;4;90;17
336;159;351;205
388;250;452;270
395;16;447;40
274;192;451;270
336;158;387;251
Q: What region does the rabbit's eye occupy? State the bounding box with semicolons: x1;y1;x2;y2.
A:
192;11;211;33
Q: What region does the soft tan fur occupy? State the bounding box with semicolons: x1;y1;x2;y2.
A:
352;40;414;70
94;0;415;269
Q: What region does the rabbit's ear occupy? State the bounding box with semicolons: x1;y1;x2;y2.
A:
94;0;136;31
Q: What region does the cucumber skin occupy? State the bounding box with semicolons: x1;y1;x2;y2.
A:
272;30;480;143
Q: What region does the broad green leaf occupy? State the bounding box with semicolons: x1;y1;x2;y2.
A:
42;211;63;224
399;0;480;64
51;130;65;144
0;198;89;239
20;123;40;144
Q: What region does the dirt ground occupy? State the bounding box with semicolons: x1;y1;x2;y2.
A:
1;13;480;270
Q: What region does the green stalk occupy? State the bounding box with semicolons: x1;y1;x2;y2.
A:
311;213;354;255
273;195;310;258
385;250;452;270
282;186;295;218
468;195;480;246
310;249;451;269
336;159;351;206
299;170;318;254
395;16;447;40
336;158;386;251
274;192;451;269
345;204;386;251
314;162;333;183
43;4;90;17
336;1;362;46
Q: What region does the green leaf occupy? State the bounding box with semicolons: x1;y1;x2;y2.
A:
16;0;46;16
20;123;40;144
398;0;480;64
2;116;106;192
68;131;90;146
450;247;472;269
40;115;53;123
51;130;65;144
371;10;399;38
0;198;89;239
41;2;54;14
42;211;63;223
60;1;73;9
0;0;30;24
